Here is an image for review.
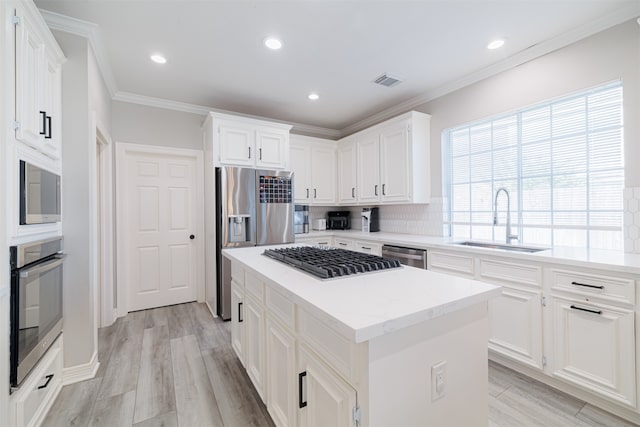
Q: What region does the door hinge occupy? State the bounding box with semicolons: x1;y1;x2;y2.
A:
352;406;361;425
541;296;546;307
12;16;21;26
12;121;20;131
542;356;548;367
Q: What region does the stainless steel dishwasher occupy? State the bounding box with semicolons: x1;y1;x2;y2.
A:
381;245;427;269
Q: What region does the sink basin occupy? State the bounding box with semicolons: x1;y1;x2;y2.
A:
453;241;549;253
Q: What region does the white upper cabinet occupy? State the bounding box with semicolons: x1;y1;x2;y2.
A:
290;135;337;206
14;3;64;159
337;139;357;203
339;111;431;205
356;132;381;203
204;112;292;170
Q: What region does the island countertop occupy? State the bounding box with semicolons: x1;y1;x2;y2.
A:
222;245;502;343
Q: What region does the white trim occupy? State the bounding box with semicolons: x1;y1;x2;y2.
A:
62;351;99;385
115;142;205;315
113;91;342;139
96;122;116;328
39;9;117;97
340;4;640;137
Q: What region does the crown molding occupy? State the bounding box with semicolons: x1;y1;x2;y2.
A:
113;92;342;139
339;3;640;137
39;9;118;97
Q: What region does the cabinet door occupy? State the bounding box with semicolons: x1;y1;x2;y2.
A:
310;146;336;204
41;53;61;159
218;121;255;166
15;10;45;149
337;141;357;203
245;295;266;400
298;345;357;427
231;282;245;365
290;143;311;203
380;122;410;203
356;134;380;203
550;296;636;406
256;129;287;169
266;318;296;427
489;288;543;370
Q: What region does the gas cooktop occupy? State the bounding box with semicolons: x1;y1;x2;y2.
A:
262;246;401;279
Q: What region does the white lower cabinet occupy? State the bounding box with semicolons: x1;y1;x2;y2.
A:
489;287;543;370
333;238;354;250
11;335;63;427
266;318;297;427
231;280;245;365
549;295;636;407
245;294;266;401
298;344;357;427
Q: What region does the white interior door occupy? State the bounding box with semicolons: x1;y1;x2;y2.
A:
117;144;203;312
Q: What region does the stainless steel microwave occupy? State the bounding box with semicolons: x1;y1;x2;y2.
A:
19;160;61;225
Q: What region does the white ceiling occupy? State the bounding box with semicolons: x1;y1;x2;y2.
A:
35;0;640;136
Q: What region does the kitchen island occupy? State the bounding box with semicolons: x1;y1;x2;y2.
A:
223;245;501;427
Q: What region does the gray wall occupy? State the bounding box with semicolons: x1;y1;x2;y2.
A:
413;18;640;195
54;30;98;368
112;101;204;149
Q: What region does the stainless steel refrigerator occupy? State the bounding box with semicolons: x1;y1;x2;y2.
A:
216;166;294;320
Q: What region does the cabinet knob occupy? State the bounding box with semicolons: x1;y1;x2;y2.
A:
189;234;195;240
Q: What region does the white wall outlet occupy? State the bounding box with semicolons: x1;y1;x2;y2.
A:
431;360;446;401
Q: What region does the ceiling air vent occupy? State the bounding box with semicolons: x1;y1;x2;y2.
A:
373;73;402;88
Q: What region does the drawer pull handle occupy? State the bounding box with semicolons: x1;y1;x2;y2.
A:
238;302;243;323
361;246;371;250
571;281;604;290
570;305;602;315
38;374;54;390
339;242;347;246
298;371;307;408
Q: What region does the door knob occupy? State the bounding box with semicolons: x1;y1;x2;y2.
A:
189;234;195;240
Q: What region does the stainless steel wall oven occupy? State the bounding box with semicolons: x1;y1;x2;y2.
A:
10;237;65;390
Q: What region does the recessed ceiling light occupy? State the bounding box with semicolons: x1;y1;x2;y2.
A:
487;39;505;50
308;93;319;101
264;37;283;50
150;54;167;64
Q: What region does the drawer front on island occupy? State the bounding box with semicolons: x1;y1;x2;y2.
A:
353;240;381;256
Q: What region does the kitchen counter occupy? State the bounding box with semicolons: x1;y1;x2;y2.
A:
223;244;501;343
298;230;640;275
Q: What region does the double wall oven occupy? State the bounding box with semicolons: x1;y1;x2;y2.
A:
9;237;65;390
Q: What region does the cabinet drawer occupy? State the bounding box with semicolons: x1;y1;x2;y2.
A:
298;309;358;383
14;335;63;427
231;262;245;286
479;258;541;288
245;270;264;302
333;238;354;250
266;285;295;330
354;240;381;256
428;251;474;278
549;269;635;306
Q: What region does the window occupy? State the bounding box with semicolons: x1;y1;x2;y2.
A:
443;82;624;250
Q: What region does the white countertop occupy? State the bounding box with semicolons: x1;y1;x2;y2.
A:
223;245;502;343
297;230;640;275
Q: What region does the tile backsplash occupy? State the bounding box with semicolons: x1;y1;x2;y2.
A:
624;187;640;254
308;198;445;236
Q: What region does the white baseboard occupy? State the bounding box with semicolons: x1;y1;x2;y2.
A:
205;301;219;318
62;351;99;385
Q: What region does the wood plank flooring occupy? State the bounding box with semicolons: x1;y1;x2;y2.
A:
43;302;638;427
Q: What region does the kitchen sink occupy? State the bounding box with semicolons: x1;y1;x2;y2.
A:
453;241;549;253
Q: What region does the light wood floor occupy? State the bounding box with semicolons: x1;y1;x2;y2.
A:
43;302;638;427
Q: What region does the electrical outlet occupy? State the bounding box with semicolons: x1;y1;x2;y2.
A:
431;361;446;401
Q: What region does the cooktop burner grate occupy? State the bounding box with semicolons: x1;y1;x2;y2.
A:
262;246;401;279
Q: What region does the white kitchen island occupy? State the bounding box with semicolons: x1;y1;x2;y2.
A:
223;245;501;427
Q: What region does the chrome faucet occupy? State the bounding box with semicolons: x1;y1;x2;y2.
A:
493;187;518;244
